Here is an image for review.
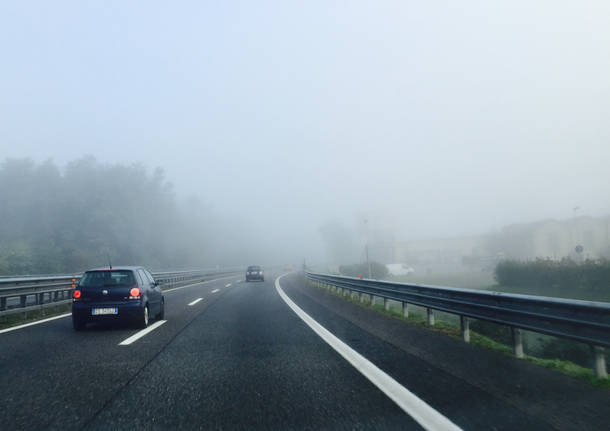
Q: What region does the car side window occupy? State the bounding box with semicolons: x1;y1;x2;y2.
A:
144;270;155;285
135;270;145;287
137;270;149;287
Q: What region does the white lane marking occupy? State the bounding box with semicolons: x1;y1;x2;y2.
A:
211;289;220;293
0;313;72;335
163;275;237;293
118;320;167;346
0;275;240;336
225;283;232;288
237;280;243;283
275;275;462;431
188;298;203;306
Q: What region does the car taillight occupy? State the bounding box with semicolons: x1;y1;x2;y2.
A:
129;287;141;299
73;290;81;299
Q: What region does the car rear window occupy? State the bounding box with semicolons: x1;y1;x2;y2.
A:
79;270;136;287
248;266;260;271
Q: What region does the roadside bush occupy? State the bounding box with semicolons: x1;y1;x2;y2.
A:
494;258;610;291
537;338;593;368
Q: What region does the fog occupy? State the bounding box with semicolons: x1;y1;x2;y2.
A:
1;1;610;272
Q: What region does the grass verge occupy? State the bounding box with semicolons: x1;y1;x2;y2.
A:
307;279;610;391
0;303;71;331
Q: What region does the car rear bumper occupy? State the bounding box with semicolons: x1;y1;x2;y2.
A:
72;300;144;322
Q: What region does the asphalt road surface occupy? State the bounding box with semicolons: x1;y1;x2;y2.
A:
0;272;607;430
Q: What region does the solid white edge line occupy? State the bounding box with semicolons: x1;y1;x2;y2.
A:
275;274;462;431
0;312;72;334
188;298;203;306
163;275;237;293
211;289;220;293
118;320;167;345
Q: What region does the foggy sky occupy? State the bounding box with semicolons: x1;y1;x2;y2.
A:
1;1;609;263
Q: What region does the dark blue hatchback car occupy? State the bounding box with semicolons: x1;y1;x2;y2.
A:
72;266;165;331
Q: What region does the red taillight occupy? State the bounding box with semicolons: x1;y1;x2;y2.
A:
129;287;141;298
73;290;81;299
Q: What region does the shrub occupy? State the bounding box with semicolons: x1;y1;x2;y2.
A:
494;258;610;291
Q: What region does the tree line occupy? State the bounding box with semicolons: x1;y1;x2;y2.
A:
0;157;230;276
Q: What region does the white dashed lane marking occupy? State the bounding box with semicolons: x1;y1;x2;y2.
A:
188;298;203;306
118;320;167;346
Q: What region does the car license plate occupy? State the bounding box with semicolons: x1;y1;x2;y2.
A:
92;307;118;315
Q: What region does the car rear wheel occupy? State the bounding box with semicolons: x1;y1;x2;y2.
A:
137;305;149;329
157;299;165;320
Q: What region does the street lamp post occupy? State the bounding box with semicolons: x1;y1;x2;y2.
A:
365;242;372;279
364;219;372;279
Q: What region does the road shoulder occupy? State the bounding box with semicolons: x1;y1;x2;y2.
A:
280;273;609;431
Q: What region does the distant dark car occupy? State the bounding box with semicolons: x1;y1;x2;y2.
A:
245;265;264;282
71;266;164;330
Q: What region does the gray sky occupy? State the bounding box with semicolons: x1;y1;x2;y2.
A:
1;1;609;259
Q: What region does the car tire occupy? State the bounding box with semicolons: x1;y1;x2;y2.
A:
261;277;264;282
157;299;165;320
73;317;85;331
137;305;149;329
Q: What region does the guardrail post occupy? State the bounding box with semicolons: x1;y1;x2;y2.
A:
370;295;375;306
384;298;390;311
20;295;27;308
511;327;524;358
591;346;608;379
427;308;435;326
0;297;6;311
460;316;470;343
402;302;408;318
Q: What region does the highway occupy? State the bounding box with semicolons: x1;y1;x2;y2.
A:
0;272;607;430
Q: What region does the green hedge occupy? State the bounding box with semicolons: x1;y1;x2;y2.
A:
495;258;610;291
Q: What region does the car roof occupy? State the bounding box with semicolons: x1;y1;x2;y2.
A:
86;266;145;272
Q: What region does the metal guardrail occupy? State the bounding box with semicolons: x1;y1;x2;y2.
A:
0;268;242;318
306;271;610;378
